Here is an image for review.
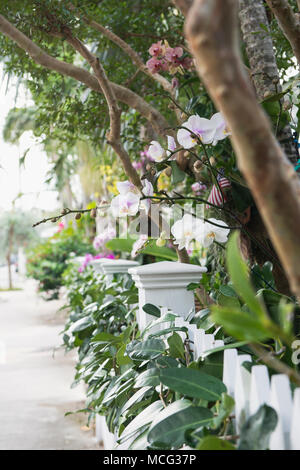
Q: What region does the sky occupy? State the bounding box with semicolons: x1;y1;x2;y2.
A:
0;69;59;213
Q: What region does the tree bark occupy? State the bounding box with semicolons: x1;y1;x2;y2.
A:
239;0;299;167
238;0;298;294
265;0;300;68
185;0;300;301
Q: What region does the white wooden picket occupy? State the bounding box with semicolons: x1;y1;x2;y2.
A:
91;259;300;450
223;348;300;450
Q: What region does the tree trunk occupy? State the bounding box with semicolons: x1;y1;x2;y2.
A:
6;253;12;290
237;0;298;294
6;223;14;290
239;0;299;166
185;0;300;302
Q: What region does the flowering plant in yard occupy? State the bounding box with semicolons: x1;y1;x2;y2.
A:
146;40;193;75
77;252;115;273
177;112;230;148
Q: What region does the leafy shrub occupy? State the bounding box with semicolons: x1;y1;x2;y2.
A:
26;224;93;299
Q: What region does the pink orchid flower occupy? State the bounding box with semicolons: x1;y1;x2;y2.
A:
149;41;163;56
165;47;183;63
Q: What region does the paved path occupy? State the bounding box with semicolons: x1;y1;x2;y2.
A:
0;280;98;450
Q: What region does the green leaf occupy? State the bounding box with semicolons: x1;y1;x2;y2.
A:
116;344;133;366
119;401;164;444
226;232;267;320
119;386;152;416
106;238;134;253
213;393;235;428
91;332;121;343
217;292;241;309
141;240;177;261
170;161;186;184
126;338;166;361
211;306;271;342
167;332;185;359
159;367;226;401
197;351;224;379
155;356;179;368
219;285;238;298
135;368;160;388
238;405;278;450
71;317;94;332
197;436;235;450
201;341;249;358
148;400;213;448
143;303;161;318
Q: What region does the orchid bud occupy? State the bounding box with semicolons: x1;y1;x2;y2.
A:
156;237;166;247
75;213;82;220
90;208;97;218
164;167;172;177
193;160;203;173
172;77;179;89
209;156;216;166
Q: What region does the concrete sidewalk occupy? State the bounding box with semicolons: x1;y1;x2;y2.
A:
0;280;98;450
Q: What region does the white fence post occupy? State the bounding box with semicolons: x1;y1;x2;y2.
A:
269;374;293;450
234;354;252;430
249;365;270;415
90;258;139;278
128;261;207;330
291;388;300;450
90;259;138;448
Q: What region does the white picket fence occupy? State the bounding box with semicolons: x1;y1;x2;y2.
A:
166;316;300;450
90;259;300;450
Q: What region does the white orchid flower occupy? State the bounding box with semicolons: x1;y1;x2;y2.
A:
166;135;176;157
140;179;154;214
177;114;216;149
148;140;165;161
210;112;230;146
110;192;140;218
199;218;230;248
131;234;148;258
116;180;140;195
171;214;204;251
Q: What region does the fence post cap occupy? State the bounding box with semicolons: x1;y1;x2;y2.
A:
128;260;207;276
101;258;140;275
128;261;207;289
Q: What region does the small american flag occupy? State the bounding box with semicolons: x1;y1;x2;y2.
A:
206;177;231;209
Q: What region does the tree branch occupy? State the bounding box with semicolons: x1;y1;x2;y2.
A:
67;2;175;97
250;343;300;386
63;31;142;189
0;14;170;137
265;0;300;67
185;0;300;300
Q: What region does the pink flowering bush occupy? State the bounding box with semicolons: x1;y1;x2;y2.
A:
78;252;115;273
